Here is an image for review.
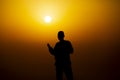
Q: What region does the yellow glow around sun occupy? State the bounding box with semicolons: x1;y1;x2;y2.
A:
44;16;52;23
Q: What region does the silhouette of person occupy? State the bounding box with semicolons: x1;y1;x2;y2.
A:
47;31;73;80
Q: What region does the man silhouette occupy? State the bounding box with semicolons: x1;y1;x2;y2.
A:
47;31;73;80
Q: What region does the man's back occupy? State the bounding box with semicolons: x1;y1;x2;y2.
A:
54;40;73;65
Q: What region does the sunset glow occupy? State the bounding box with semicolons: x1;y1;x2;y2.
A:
44;16;52;23
1;0;120;80
1;0;119;42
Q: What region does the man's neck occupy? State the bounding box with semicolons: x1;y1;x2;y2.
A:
60;39;64;42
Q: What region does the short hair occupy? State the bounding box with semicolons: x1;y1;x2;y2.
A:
58;31;64;38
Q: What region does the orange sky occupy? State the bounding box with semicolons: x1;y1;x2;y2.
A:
1;1;120;80
1;0;119;44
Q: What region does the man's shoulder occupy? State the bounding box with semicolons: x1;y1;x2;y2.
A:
55;42;60;46
56;41;60;44
56;40;71;45
64;40;71;44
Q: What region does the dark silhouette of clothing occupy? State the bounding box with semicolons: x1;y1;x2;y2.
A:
54;40;73;65
47;31;73;80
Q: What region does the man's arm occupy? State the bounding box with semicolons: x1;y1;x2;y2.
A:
68;41;74;54
47;43;55;55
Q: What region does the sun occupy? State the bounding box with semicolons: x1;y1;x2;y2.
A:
44;16;52;23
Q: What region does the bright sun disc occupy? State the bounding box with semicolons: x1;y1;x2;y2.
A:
44;16;52;23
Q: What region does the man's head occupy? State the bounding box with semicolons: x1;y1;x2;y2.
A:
58;31;65;41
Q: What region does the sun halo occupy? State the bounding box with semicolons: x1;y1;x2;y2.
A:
44;16;52;23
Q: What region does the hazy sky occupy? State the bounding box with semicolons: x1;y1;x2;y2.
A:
1;0;119;43
1;0;120;80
